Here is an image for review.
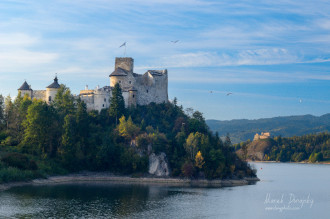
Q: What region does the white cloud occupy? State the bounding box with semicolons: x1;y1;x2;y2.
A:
152;48;299;68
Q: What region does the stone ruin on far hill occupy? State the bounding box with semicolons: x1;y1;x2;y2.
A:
253;132;270;141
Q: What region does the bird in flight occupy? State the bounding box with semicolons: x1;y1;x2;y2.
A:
209;91;213;93
226;92;233;96
171;40;179;43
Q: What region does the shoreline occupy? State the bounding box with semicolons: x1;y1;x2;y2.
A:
249;160;330;164
0;173;260;191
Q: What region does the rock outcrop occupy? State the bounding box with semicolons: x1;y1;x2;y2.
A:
237;138;274;161
149;153;170;176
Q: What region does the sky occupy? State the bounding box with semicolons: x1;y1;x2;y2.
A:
1;0;330;120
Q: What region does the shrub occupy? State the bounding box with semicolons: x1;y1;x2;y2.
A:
1;152;38;170
181;161;195;178
0;167;43;183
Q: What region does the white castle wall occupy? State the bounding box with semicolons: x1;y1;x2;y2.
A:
46;88;59;104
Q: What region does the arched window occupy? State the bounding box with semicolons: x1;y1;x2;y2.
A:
48;96;51;102
104;98;106;102
146;89;149;93
133;95;135;98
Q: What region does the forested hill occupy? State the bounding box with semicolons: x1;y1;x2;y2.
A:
206;114;330;144
0;85;256;183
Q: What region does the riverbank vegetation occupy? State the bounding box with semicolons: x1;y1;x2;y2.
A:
0;85;256;183
235;132;330;163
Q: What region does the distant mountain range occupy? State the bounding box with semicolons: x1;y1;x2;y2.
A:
206;114;330;144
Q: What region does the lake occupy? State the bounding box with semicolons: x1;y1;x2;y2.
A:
0;162;329;218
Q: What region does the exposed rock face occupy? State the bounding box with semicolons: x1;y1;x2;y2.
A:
236;138;274;161
149;153;170;176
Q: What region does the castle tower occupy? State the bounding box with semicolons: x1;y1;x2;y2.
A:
109;57;135;87
115;57;134;72
18;81;32;98
46;76;61;104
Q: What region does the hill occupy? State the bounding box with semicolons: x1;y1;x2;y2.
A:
206;114;330;143
236;132;330;162
0;88;257;183
236;139;274;161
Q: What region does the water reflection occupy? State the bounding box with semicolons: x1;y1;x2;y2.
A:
0;183;189;218
1;163;329;218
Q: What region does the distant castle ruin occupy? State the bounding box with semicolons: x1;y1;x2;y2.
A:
18;57;168;111
253;132;270;141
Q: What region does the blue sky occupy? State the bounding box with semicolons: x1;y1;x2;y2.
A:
1;0;330;120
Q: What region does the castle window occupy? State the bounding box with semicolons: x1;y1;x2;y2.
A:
147;89;149;93
104;98;106;102
119;80;121;84
129;81;131;84
48;96;51;102
133;95;135;98
103;104;104;107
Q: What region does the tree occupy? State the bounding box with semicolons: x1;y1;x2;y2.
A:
52;85;75;117
195;151;205;169
241;143;248;161
185;132;202;160
76;99;90;156
0;94;4;129
109;83;125;125
224;133;232;147
58;114;83;169
4;95;14;130
21;100;60;157
181;161;195;178
118;116;140;142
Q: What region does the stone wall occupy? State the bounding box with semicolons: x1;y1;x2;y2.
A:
135;71;168;105
32;90;46;101
79;86;111;111
115;57;134;72
19;90;33;98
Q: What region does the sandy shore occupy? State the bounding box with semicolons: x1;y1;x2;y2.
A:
0;173;260;191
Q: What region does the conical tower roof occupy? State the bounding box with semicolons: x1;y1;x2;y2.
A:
18;81;31;90
46;76;60;89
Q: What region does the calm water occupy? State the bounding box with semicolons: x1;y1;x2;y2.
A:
0;163;329;218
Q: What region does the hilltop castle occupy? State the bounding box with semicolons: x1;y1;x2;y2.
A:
253;132;270;141
18;57;168;111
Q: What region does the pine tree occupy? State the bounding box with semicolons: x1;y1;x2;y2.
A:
0;94;4;129
109;83;125;125
76;99;90;155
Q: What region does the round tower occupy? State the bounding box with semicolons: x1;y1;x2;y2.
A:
46;76;61;103
18;81;32;98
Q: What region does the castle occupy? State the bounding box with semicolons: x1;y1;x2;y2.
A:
18;57;168;111
253;132;270;141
